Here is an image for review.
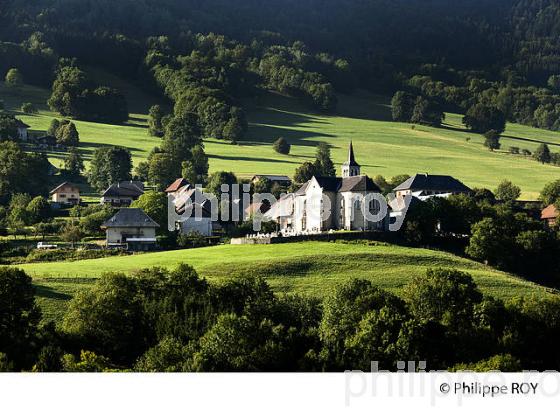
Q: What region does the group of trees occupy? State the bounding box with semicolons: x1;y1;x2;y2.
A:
394;178;560;281
47;119;79;146
48;63;128;124
87;146;132;191
2;263;560;372
391;91;444;127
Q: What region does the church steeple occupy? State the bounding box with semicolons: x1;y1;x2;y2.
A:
341;141;360;178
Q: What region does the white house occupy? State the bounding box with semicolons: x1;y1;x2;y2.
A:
101;208;159;251
266;143;388;234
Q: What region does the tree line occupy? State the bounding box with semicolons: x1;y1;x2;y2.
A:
2;263;560;372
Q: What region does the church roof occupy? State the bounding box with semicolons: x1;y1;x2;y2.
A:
343;141;359;167
298;175;381;193
393;174;471;193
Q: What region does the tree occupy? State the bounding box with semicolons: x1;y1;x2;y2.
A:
0;267;41;368
55;121;79;146
60;222;84;248
548;75;560;92
411;96;444;127
494;180;521;202
87;147;132;191
0;100;4;111
319;278;406;368
404;269;482;329
483;130;501;151
314;142;335;177
64;147;84;177
273;137;290;155
26;196;51;224
182;145;209;185
47;119;60;137
540;180;560;206
391;91;415;122
148;105;165;137
293;161;317;183
462;104;506;134
147;153;178;190
21;102;37;114
0;142;50;204
5;68;23;87
533;143;551;164
0;114;19;142
162;114;202;164
207;171;238;198
131;191;168;233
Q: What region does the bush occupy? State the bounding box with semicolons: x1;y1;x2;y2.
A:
21;102;38;114
273;137;290;154
509;146;520;154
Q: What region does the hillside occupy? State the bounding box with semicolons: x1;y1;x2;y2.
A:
3;81;560;199
20;241;557;322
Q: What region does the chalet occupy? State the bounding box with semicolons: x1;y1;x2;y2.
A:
49;182;80;205
15;119;30;141
393;173;471;200
100;181;144;207
266;143;388;234
101;208;159;251
541;204;558;228
251;174;292;187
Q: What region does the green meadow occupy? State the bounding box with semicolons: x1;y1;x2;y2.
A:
2;80;560;199
19;241;556;323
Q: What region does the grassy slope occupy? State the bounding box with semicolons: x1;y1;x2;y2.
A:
2;81;559;199
19;241;556;322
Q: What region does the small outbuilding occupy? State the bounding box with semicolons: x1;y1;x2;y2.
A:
541;204;558;228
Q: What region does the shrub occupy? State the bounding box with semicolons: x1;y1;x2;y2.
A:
21;102;37;114
273;137;290;154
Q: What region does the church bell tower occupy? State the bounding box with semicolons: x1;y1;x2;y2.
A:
341;141;360;178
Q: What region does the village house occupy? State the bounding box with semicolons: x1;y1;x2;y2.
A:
101;208;159;251
393;173;471;200
100;181;144;206
166;179;214;236
49;182;80;205
541;204;559;228
15;119;30;141
266;143;388;234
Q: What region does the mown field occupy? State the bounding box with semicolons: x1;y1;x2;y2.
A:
18;241;557;323
2;79;560;199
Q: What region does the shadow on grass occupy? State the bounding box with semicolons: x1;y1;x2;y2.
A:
501;134;560;148
34;284;73;301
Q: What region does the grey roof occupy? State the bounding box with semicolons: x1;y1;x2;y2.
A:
393;174;471;193
343;142;359;167
297;175;381;194
102;208;160;228
15;119;30;128
102;181;144;198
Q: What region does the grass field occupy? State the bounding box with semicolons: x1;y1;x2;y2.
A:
18;241;557;323
2;79;560;199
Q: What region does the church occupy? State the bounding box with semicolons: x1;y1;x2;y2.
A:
266;143;388;234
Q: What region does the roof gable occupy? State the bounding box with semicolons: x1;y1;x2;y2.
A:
49;181;78;194
165;178;190;193
102;208;160;228
102;181;145;197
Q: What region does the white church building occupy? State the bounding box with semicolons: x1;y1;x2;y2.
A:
266;143;389;234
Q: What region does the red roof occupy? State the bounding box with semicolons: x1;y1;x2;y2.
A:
541;204;559;220
165;178;190;193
